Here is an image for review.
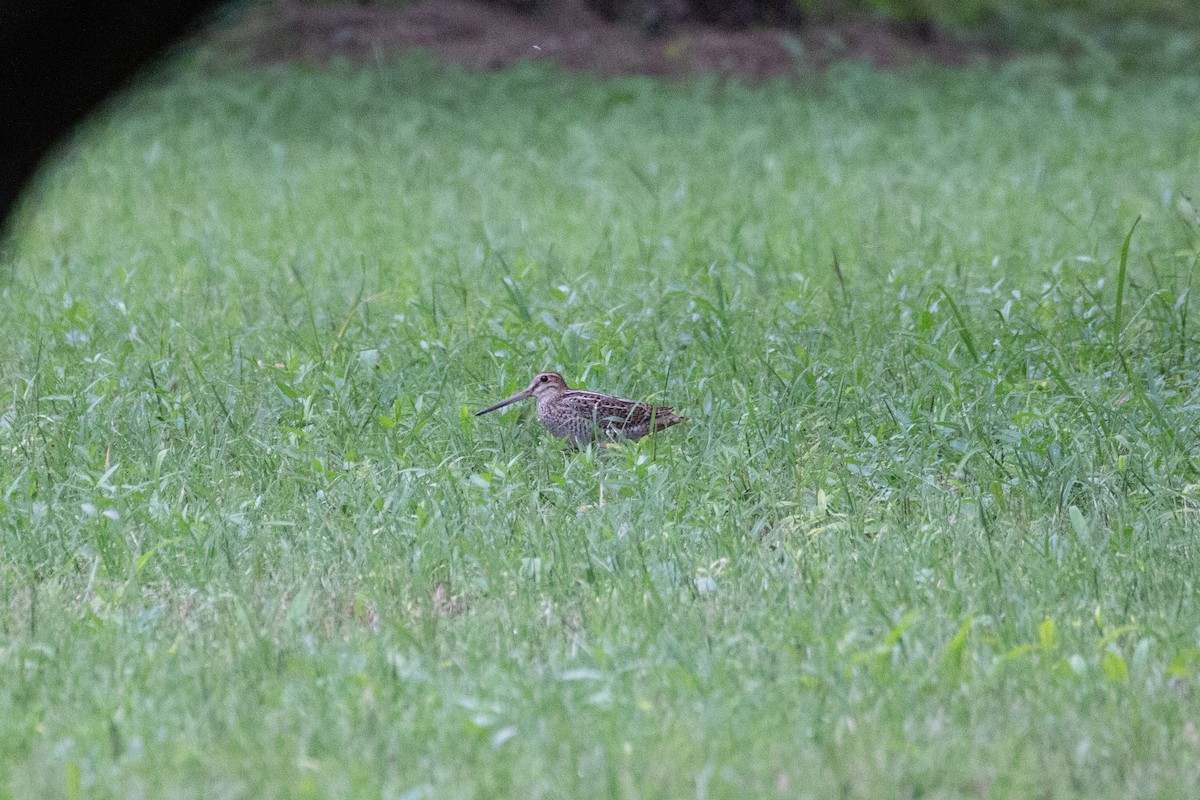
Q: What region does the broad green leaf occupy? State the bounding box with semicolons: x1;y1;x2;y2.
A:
1168;647;1200;678
1102;650;1129;682
1039;618;1057;651
1069;506;1090;544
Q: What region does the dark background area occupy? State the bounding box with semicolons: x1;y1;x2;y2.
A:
0;1;221;240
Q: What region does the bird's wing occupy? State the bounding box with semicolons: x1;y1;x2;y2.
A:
564;391;673;427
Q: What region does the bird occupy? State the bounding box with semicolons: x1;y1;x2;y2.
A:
475;371;687;448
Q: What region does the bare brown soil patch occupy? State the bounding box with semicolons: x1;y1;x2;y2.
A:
217;0;994;79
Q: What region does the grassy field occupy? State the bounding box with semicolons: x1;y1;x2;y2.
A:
3;43;1200;798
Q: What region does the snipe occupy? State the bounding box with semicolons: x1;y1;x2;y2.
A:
475;371;687;448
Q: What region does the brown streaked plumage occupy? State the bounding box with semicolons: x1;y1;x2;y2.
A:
475;371;687;448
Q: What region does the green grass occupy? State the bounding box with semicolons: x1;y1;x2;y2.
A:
3;48;1200;798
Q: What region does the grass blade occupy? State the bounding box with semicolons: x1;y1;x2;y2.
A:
938;284;979;364
1112;215;1141;356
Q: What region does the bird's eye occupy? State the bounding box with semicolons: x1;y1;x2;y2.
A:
540;375;548;382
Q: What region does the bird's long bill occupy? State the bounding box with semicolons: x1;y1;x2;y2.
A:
475;389;532;416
